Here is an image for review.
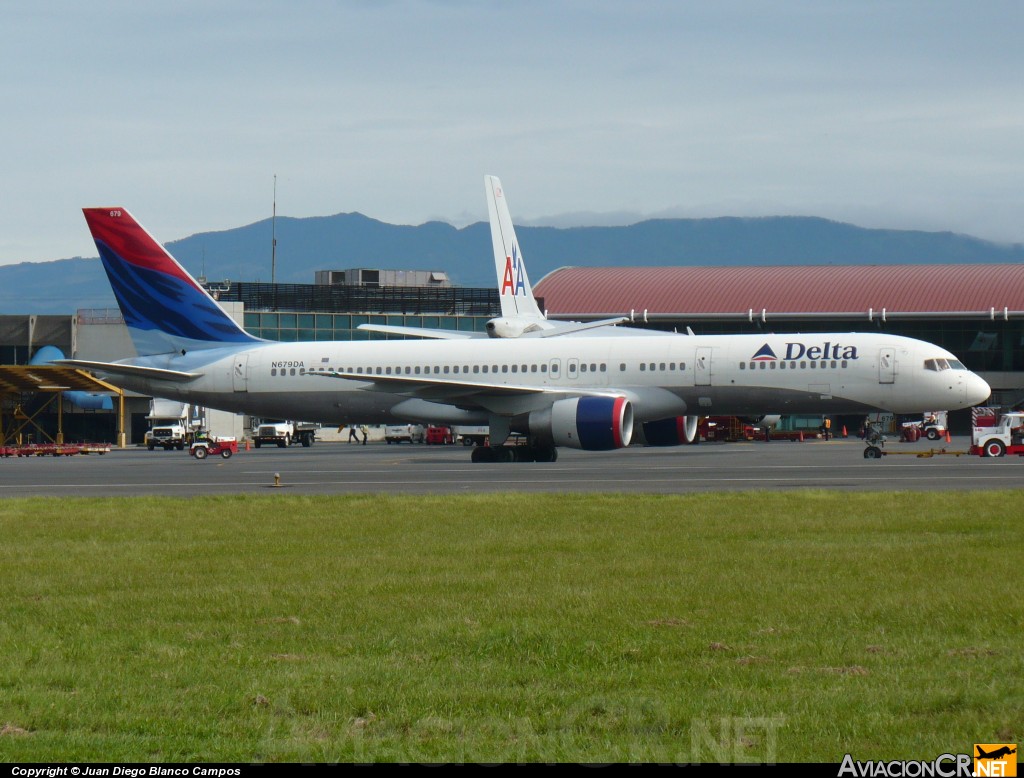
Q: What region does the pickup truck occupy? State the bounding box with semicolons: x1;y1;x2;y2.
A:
385;424;425;444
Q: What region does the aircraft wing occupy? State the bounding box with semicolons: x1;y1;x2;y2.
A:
54;359;202;383
307;369;624;413
356;323;484;340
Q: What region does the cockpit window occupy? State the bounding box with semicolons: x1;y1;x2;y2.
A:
924;358;952;371
948;359;967;370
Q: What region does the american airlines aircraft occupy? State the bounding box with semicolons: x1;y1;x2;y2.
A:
63;182;991;463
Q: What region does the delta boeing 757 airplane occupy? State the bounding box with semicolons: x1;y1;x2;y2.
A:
63;178;990;462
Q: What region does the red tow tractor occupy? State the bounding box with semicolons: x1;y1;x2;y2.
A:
189;435;238;460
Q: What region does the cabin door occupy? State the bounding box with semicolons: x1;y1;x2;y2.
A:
233;354;249;392
878;347;896;384
695;347;712;386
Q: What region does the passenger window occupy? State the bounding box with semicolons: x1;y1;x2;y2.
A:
271;368;277;376
620;363;626;371
580;363;588;373
640;363;646;371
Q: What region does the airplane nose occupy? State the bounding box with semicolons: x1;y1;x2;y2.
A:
966;372;991;407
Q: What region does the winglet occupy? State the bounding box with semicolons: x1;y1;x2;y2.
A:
82;208;260;356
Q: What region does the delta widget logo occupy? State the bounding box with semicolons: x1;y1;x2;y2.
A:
750;341;860;362
974;744;1017;777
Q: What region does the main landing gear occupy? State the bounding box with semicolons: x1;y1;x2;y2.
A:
470;445;558;463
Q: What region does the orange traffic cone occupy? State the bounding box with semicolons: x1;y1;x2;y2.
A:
798;430;804;442
945;430;951;444
245;438;250;451
842;425;848;438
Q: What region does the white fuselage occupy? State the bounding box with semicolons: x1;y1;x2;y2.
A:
111;331;990;429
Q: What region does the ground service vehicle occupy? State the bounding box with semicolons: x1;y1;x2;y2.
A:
144;399;192;450
970;411;1024;457
385;424;425;444
253;420;315;448
425;426;455;445
454;426;490;446
901;411;948;441
190;436;238;459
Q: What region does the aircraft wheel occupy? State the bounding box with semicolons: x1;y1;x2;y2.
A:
863;446;882;459
512;447;535;463
530;446;557;463
221;449;232;459
193;446;208;460
984;440;1006;458
471;446;492;463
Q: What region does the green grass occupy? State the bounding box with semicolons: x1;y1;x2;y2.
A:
0;492;1021;763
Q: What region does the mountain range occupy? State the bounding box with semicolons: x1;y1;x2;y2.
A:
3;212;1023;315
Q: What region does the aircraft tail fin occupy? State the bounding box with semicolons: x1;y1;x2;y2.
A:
484;175;545;321
82;208;260;356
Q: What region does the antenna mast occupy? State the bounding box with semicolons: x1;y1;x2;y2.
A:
271;174;277;285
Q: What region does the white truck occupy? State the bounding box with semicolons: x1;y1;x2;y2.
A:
454;425;490;447
970;410;1024;457
144;399;193;451
253;420;316;448
384;424;425;444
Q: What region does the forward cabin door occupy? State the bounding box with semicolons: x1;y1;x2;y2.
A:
878;347;896;385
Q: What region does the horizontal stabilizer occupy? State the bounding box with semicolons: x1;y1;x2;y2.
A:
55;359;201;383
356;324;483;340
538;317;630;337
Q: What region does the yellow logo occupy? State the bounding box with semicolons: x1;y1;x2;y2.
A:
974;744;1017;777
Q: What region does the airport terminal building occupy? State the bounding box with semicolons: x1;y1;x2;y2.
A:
3;262;1024;443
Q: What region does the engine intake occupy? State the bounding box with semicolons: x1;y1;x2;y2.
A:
528;396;633;450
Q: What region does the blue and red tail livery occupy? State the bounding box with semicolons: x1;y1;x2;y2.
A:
82;208;259;355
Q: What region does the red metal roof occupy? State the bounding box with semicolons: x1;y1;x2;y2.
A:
533;264;1024;318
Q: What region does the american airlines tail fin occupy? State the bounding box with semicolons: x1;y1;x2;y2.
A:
82;208;261;356
483;176;627;338
485;175;545;322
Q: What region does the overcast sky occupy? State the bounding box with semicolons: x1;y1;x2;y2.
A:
2;0;1022;266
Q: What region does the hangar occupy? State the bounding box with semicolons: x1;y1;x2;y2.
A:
534;263;1024;410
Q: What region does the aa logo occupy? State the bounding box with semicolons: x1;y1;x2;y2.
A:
974;744;1017;777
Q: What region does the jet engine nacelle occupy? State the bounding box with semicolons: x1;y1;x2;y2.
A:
642;415;700;446
486;317;544;338
527;396;633;450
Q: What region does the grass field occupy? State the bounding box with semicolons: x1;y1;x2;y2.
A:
0;492;1020;763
